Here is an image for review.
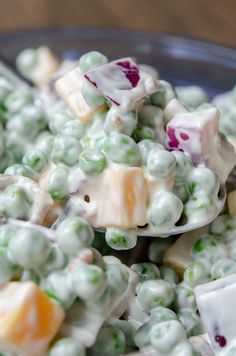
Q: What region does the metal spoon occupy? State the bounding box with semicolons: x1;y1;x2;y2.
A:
53;184;226;238
0;53;33;88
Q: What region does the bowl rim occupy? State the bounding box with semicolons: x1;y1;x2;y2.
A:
0;26;236;56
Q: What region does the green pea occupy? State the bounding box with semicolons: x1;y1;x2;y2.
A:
174;282;196;312
109;319;135;348
105;228;137;250
172;341;197;356
136;279;174;313
79;51;108;73
5;164;35;180
150;320;186;354
62;120;86;140
69;264;107;302
173;183;189;203
147;191;183;229
187;167;219;197
8;227;50;269
44;270;76;310
138;105;164;129
0;247;17;284
147;148;176;178
150;306;178;322
107;263;129;297
47;165;69;201
184;194;214;224
151;80;176;108
43;245;67;275
49;109;73;135
131;262;160;281
0;224;17;247
16;48;37;76
51;136;81;166
133;126;155;142
134;320;156;349
178;310;204;337
79;149;106;176
172;151;193;183
21;104;47;132
49;338;85;356
35;132;55;155
148;238;174;264
211;258;236;279
191;234;228;264
176;86;208;110
210;215;236;241
90;324;126;356
137;139;161;166
0;186;31;220
184;260;210;287
104;107;137;136
22;148;48;172
102;133;140;166
151;90;166;108
4;90;33;114
56;217;94;256
81;80;105;107
6;132;26;162
159;266;179;285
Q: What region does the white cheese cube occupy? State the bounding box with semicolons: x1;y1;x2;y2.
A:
84;57;159;110
195;274;236;354
166;107;236;182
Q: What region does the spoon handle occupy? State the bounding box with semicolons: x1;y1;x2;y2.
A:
0;53;33;88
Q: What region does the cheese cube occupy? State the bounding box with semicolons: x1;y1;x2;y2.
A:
163;227;208;275
166;107;236;182
227;190;236;217
0;282;64;356
70;166;148;228
195;274;236;354
55;67;106;123
84;58;158;110
30;46;59;88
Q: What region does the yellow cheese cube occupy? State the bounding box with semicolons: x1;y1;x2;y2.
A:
164;226;208;276
228;189;236;217
0;282;64;356
55;67;106;124
71;166;148;228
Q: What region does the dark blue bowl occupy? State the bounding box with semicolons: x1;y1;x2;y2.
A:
1;28;236;97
